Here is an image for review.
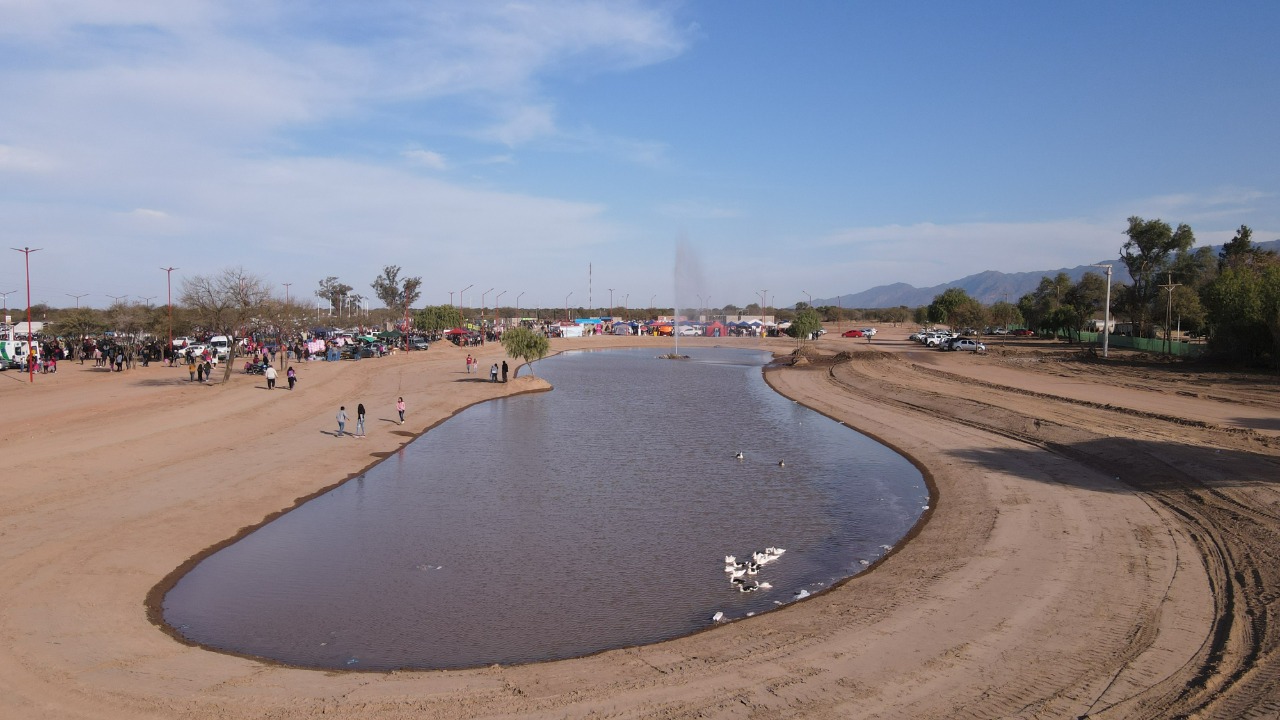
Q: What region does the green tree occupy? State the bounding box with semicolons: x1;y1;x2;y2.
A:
787;307;822;341
316;276;353;316
988;300;1022;331
927;288;977;326
371;265;423;317
500;326;550;377
414;304;464;333
1119;216;1195;338
1061;272;1108;342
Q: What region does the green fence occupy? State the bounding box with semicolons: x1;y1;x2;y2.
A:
1077;331;1204;357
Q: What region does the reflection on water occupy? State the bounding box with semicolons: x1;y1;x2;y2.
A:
164;347;926;670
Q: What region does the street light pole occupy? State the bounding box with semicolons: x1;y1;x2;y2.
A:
516;291;525;319
66;293;89;308
459;284;473;317
607;288;614;319
12;247;42;382
0;290;16;324
565;291;573;322
161;267;178;364
1090;264;1113;358
623;294;629;321
494;290;506;332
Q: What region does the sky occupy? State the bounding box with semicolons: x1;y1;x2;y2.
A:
2;1;1278;313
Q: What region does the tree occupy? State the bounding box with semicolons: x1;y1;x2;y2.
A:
787;307;822;341
371;265;424;318
988;300;1022;331
1061;272;1108;342
500;327;550;377
182;267;273;381
927;288;978;326
1203;251;1280;367
414;304;464;333
1119;216;1195;338
316;276;353;316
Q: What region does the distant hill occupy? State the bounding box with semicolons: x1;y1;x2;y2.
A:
816;239;1279;308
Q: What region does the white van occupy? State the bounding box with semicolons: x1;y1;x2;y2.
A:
208;336;231;361
0;339;22;369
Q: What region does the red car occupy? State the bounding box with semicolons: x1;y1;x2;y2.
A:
1012;329;1035;336
842;329;865;338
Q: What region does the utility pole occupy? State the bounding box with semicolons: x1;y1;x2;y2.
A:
1159;272;1181;356
161;267;179;361
12;246;42;382
607;288;614;319
1089;264;1112;358
565;291;573;322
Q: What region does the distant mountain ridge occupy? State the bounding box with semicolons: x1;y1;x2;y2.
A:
817;239;1280;308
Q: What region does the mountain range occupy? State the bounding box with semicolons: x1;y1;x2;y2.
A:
816;240;1280;309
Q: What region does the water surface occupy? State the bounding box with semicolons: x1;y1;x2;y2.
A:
164;346;926;669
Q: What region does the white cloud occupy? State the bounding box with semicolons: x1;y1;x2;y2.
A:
0;144;55;173
128;208;169;219
402;149;448;170
657;200;743;220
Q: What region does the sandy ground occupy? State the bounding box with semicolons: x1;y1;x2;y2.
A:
2;329;1278;718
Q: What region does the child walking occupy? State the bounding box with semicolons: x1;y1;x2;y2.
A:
396;397;406;425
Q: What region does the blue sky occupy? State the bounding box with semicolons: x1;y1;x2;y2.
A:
2;1;1277;313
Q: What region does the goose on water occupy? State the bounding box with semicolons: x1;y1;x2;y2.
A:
734;452;744;460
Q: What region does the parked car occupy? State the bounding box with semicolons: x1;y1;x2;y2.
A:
678;325;700;336
1012;329;1035;337
842;329;865;338
860;327;877;337
951;338;986;352
409;337;430;350
924;333;953;347
988;327;1010;335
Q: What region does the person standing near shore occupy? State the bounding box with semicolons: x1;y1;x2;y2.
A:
501;360;509;383
356;403;366;437
396;397;406;425
490;363;498;382
336;406;348;437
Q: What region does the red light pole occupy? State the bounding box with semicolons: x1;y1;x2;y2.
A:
161;266;179;365
13;247;41;382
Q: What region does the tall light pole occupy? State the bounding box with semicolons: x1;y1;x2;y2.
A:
516;291;525;319
448;291;455;307
139;295;156;307
459;284;473;318
1090;264;1112;358
494;290;506;331
161;267;178;362
66;293;89;308
607;288;614;319
696;294;704;322
650;294;656;316
1159;272;1181;356
480;288;494;344
1;289;16;324
802;290;812;306
13;247;41;382
282;282;292;306
565;291;573;321
624;294;629;321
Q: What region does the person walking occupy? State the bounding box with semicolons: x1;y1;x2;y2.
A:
465;353;474;374
490;363;499;382
356;403;366;437
396;397;406;425
286;366;297;390
501;360;509;383
264;364;278;389
336;406;348;436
